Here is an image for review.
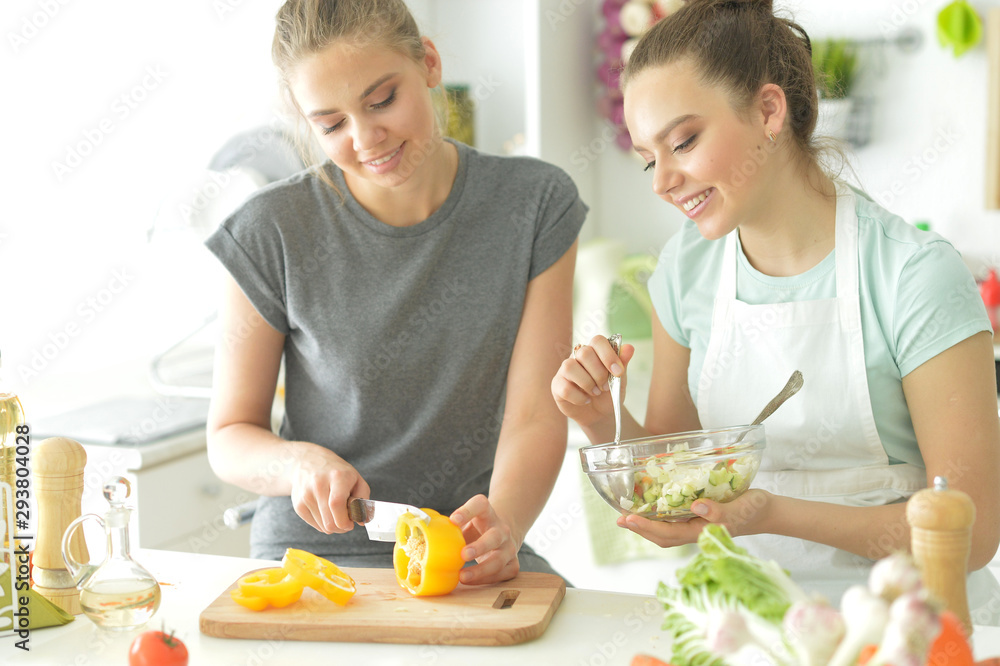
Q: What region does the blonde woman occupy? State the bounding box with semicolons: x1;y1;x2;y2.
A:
552;0;1000;618
206;0;585;584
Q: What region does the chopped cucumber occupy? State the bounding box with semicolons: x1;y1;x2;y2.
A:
624;449;760;517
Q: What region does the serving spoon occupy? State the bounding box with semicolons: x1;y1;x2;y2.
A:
734;369;804;442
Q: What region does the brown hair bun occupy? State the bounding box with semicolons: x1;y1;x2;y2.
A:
623;0;819;163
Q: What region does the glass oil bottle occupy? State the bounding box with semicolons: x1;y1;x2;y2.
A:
63;477;161;630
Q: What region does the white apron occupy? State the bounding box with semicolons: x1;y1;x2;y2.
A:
696;184;1000;621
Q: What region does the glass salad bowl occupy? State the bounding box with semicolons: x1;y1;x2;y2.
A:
579;425;765;522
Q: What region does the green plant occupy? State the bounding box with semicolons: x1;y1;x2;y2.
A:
812;38;859;99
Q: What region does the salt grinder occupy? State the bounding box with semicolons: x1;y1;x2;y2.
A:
906;475;974;636
32;437;89;615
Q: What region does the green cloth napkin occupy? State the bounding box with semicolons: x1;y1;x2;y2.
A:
0;560;76;631
580;470;694;565
0;560;10;633
22;586;76;629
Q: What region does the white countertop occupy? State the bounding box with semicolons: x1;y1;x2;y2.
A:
7;549;1000;665
9;549;670;665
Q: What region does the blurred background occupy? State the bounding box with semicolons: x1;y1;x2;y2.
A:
4;0;1000;400
4;0;1000;589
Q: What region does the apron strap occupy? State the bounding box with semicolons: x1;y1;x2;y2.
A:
712;231;738;330
834;183;860;329
830;185;883;452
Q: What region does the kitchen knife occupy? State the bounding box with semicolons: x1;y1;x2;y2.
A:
347;497;430;542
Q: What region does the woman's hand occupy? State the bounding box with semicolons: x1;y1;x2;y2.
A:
288;444;371;534
449;494;520;585
616;489;774;547
551;334;635;427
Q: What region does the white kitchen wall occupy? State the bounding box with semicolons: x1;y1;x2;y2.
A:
577;0;1000;279
1;0;531;413
4;0;287;407
5;0;1000;397
7;0;1000;595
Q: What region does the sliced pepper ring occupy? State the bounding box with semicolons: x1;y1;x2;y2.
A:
281;548;356;606
230;588;269;611
234;567;305;609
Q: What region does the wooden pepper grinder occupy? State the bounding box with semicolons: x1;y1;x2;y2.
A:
32;437;88;615
906;475;975;636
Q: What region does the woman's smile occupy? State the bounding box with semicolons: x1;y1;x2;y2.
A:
363;143;404;173
679;187;715;216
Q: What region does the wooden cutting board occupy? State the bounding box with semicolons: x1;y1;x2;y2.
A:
199;567;566;646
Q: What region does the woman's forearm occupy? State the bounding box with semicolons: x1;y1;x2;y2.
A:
488;419;568;546
208;418;370;534
206;422;315;497
762;494;909;561
763;493;995;571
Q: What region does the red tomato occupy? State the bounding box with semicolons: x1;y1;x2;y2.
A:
128;629;189;666
630;655;673;666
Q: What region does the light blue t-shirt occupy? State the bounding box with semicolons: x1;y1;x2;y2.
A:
647;188;990;467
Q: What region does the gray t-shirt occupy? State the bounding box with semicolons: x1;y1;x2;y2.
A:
205;140;587;560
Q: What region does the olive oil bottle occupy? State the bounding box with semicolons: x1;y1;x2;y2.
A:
0;350;25;553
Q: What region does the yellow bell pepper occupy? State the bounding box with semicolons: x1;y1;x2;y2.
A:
231;567;304;610
393;508;466;597
281;548;356;606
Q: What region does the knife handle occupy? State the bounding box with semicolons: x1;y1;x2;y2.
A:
347;496;372;524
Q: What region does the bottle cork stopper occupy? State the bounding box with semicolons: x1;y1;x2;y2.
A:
906;476;974;636
31;437;88;615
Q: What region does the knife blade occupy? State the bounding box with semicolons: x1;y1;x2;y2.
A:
347;497;430;542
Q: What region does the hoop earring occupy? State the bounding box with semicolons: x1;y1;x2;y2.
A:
768;129;777;143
